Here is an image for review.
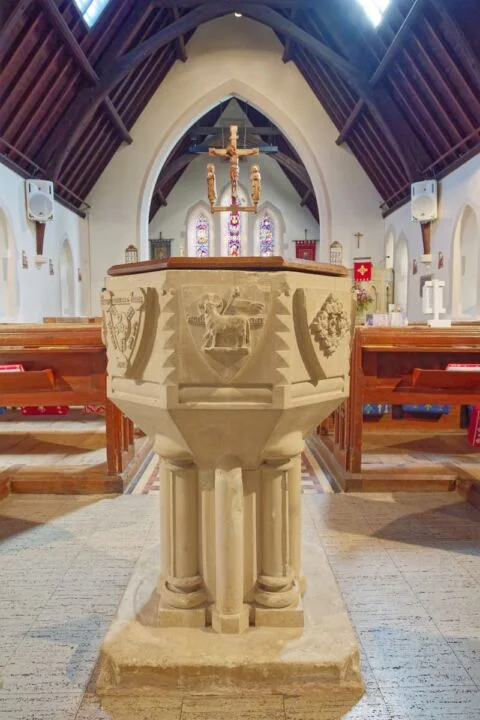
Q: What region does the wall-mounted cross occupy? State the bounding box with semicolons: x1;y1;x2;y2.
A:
354;232;364;249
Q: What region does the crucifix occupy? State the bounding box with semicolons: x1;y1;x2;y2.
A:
206;125;261;214
354;231;364;249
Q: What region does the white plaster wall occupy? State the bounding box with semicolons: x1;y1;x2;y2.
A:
86;15;384;313
149;154;319;258
384;154;480;322
0;163;89;322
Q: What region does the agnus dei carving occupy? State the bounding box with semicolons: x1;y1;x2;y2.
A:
101;288;151;377
309;293;349;357
185;285;267;379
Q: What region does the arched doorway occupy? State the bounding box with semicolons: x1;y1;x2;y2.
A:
59;239;75;317
394;235;408;312
385;231;394;269
0;208;17;321
456;206;480;317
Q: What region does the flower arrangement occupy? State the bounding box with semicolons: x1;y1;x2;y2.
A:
353;282;373;312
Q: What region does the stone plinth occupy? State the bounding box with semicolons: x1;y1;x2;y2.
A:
99;257;362;710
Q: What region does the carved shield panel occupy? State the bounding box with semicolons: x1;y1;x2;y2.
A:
293;288;351;385
183;284;270;382
101;288;151;377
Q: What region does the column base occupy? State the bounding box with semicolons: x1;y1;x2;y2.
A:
158;606;207;628
97;553;363;710
254;599;304;628
211;604;250;634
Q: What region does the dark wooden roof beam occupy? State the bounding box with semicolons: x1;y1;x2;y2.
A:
336;0;430;145
172;5;187;62
0;0;35;65
154;0;316;6
430;0;480;93
37;0;133;145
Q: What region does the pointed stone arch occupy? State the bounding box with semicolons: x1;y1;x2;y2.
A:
394;233;409;312
451;203;480;318
0;206;18;321
384;227;395;270
139;78;331;260
59;238;75;317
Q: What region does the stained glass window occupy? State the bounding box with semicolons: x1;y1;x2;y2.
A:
73;0;111;27
356;0;390;27
227;211;241;256
195;216;210;257
259;213;274;256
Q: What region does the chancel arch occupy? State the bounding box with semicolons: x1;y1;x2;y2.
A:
452;205;480;318
138;76;332;262
253;202;284;257
0;207;17;321
59;238;75;317
394;233;409;312
186;201;214;257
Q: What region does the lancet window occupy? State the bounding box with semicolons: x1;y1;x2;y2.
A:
259;213;274;256
195;216;210;257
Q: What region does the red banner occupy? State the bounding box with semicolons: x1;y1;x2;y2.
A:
354;259;372;282
295;241;317;261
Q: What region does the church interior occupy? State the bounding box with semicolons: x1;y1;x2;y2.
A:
1;0;480;718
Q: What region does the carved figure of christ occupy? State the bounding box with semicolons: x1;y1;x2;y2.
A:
208;125;259;201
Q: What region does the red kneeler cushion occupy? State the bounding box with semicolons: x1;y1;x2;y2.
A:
21;406;69;416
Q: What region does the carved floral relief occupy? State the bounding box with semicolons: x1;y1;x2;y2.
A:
309;294;349;358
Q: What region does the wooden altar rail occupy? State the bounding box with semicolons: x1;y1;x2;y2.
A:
316;326;480;493
0;324;146;494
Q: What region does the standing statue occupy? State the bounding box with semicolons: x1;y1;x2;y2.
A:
250;164;261;208
206;163;217;208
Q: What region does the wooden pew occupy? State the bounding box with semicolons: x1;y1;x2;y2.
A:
316;326;480;494
0;324;151;495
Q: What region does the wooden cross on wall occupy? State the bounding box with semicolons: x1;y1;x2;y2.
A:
354;232;364;249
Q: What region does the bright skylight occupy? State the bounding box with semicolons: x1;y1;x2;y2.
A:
73;0;111;28
356;0;391;28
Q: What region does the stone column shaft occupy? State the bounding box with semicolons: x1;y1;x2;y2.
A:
254;457;301;624
212;465;249;634
288;454;304;595
158;459;206;627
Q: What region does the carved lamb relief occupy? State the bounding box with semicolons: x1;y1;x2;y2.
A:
101;287;152;377
185;285;268;380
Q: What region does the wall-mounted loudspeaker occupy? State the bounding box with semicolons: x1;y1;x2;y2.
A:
25;179;54;223
411;180;438;222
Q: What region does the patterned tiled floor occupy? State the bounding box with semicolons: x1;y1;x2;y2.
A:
1;490;480;718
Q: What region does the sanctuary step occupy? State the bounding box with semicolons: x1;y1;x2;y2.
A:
314;430;479;493
0;410;152;496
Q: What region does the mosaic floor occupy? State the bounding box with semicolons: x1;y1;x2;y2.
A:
127;434;339;495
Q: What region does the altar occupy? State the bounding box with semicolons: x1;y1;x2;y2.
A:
97;256;363;711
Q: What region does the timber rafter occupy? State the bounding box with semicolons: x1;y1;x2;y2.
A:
1;0;479;215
